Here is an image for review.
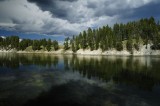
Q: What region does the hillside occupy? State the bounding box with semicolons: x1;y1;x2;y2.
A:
1;17;160;55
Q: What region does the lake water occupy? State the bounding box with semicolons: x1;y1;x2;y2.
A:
0;53;160;106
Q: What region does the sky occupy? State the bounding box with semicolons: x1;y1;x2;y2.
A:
0;0;160;41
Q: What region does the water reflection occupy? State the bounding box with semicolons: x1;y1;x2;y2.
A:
1;54;160;90
0;53;160;106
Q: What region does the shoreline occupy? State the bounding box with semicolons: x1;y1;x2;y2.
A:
1;49;160;56
0;44;160;56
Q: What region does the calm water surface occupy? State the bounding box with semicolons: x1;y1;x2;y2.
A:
0;53;160;106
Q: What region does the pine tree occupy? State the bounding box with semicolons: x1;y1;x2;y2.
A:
87;28;94;51
0;37;3;48
116;42;123;51
19;39;29;50
32;40;41;50
42;39;47;49
82;31;87;49
95;29;100;50
64;37;70;50
75;36;80;51
53;40;59;51
126;37;133;52
46;39;52;51
71;36;76;52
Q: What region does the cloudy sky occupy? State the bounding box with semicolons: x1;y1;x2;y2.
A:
0;0;160;41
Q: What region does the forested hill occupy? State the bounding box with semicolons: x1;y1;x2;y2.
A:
64;17;160;52
0;17;160;53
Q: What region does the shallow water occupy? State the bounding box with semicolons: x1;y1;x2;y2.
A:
0;53;160;106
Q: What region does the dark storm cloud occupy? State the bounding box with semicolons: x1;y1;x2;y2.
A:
27;0;75;21
125;2;160;19
27;0;111;23
87;0;112;9
27;0;55;13
27;0;53;5
114;1;160;23
28;0;159;24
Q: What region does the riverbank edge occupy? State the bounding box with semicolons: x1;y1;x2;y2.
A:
1;44;160;55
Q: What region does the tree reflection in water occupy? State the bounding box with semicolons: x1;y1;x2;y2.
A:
0;54;160;106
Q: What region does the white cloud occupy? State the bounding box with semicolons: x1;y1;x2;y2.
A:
0;23;17;27
0;0;159;37
0;0;52;32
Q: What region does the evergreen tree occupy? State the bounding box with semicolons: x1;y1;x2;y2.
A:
87;28;94;51
53;40;59;51
64;37;70;50
41;39;47;49
32;40;41;50
19;39;29;50
134;35;141;51
71;36;76;52
126;37;133;52
116;42;123;51
0;37;3;48
95;29;100;50
46;39;52;51
82;31;87;49
11;36;19;49
75;36;80;51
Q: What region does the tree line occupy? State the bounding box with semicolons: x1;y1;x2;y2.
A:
1;17;160;52
64;17;160;53
0;36;59;51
